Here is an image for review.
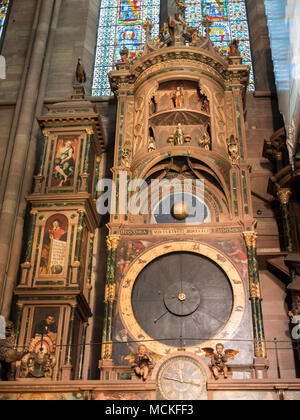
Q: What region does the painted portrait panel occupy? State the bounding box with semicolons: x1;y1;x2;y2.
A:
39;214;68;276
31;307;60;345
51;135;79;188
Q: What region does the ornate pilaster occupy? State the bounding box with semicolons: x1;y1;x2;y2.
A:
243;231;267;359
277;188;293;252
101;235;121;360
62;304;77;380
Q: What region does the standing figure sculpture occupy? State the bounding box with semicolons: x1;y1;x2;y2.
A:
174;124;185;145
203;344;239;380
172;86;185;108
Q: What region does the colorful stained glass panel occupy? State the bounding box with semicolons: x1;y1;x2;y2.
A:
0;0;9;42
92;0;160;96
186;0;255;90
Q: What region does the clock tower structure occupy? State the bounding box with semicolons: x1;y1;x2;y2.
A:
99;3;268;398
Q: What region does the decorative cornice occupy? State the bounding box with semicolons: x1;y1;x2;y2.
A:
109;47;249;94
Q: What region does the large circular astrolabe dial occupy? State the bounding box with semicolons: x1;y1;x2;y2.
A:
157;356;207;401
131;252;233;348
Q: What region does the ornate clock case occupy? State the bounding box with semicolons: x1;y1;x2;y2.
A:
99;9;267;392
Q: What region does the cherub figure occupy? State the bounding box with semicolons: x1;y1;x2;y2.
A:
203;344;239;380
125;345;162;381
131;345;153;381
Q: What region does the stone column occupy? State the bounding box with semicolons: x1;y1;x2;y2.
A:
101;235;120;360
0;0;55;318
243;231;267;359
277;188;293;252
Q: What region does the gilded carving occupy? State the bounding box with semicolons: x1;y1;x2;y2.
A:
20;335;56;379
107;235;121;251
243;231;258;249
227;135;240;165
277;188;292;206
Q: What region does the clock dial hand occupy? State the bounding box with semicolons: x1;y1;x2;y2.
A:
154;310;169;324
163;376;182;383
164;376;201;387
181;380;201;386
175;368;184;383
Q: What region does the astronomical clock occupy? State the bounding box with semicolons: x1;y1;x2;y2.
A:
98;1;267;399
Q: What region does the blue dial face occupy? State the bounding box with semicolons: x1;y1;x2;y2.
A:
157;356;206;400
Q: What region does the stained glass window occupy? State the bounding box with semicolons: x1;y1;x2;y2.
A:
186;0;255;90
92;0;161;96
0;0;10;42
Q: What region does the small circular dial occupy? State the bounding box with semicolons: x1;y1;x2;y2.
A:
157;356;206;400
164;282;201;316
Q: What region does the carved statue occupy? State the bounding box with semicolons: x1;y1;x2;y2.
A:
130;345;153;381
191;29;207;47
227;135;240;165
149;94;158;115
199;126;211;150
198;87;210;113
20;335;56;379
229;39;241;57
172;86;185;108
148;134;156;152
174;124;185;145
0;321;27;381
203;344;239;380
160;21;172;47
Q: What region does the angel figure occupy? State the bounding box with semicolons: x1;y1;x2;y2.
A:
125;345;161;381
202;344;239;380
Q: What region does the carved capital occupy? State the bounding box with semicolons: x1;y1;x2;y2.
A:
277;188;292;206
86;128;94;135
77;208;86;215
107;235;121;251
243;231;258;249
42;130;51;137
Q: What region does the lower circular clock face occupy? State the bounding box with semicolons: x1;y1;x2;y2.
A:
132;252;233;348
157;356;206;400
